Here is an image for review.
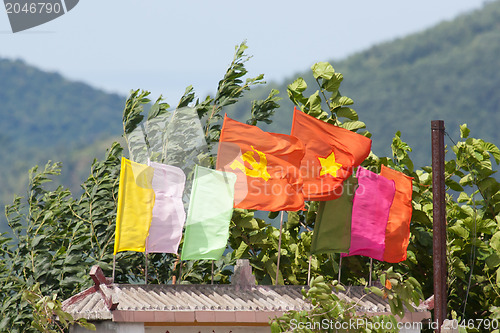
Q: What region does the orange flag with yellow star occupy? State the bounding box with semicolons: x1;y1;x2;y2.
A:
291;107;372;201
217;115;305;211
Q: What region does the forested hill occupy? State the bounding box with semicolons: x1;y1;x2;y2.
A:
233;0;500;167
0;58;126;218
2;0;500;230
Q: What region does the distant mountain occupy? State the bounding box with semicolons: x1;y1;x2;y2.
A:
0;58;126;228
232;0;500;167
2;0;500;232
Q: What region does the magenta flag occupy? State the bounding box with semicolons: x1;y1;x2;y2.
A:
343;167;395;261
146;161;186;254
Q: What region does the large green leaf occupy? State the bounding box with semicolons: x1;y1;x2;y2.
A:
446;179;464;192
305;90;323;117
323;72;344;92
460;124;470;139
491;232;500;252
336;107;358;120
480;141;500;164
311;62;335;80
330;95;354;108
449;225;469;238
486;253;500;269
339;120;366;131
234;242;249;259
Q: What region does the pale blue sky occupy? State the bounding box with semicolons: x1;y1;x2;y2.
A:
0;0;488;102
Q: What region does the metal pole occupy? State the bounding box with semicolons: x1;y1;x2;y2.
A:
275;211;285;286
432;120;447;332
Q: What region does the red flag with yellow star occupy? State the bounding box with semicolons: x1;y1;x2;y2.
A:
217;115;305;211
291;107;372;201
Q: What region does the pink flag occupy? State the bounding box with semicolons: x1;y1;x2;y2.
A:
343;167;395;261
146;161;186;254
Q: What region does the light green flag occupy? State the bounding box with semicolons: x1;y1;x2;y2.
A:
310;176;358;255
181;165;237;260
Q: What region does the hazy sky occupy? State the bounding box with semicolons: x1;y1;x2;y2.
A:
0;0;487;102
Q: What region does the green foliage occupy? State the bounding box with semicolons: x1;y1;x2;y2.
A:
270;275;403;333
0;145;123;332
379;122;500;323
442;128;500;320
0;43;280;331
369;268;424;318
287;61;367;135
277;63;500;327
22;283;95;332
230;208;319;285
2;43;500;332
247;89;281;126
194;42;266;145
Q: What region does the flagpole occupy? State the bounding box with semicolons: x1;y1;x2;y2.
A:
275;211;285;286
338;255;342;282
211;260;214;285
172;255;180;285
369;258;373;286
144;236;149;284
178;260;183;283
145;252;148;284
307;255;312;285
112;255;116;283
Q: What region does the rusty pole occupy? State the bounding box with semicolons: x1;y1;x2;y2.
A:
431;120;447;332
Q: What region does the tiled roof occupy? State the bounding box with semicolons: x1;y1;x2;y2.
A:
63;284;309;321
61;265;431;324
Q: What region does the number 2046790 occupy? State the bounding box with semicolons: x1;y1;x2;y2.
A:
5;2;62;14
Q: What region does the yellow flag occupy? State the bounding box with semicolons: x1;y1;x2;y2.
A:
114;157;155;255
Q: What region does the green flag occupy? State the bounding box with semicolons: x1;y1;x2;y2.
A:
310;177;358;255
181;165;237;260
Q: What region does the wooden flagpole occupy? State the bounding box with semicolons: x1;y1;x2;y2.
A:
275;211;285;286
145;159;151;285
338;255;342;282
145;253;148;284
172;255;180;285
368;258;373;286
112;255;116;283
432;120;447;332
211;260;214;285
144;236;149;284
178;260;183;283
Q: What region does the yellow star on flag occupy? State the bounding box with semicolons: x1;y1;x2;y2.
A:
318;151;343;177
